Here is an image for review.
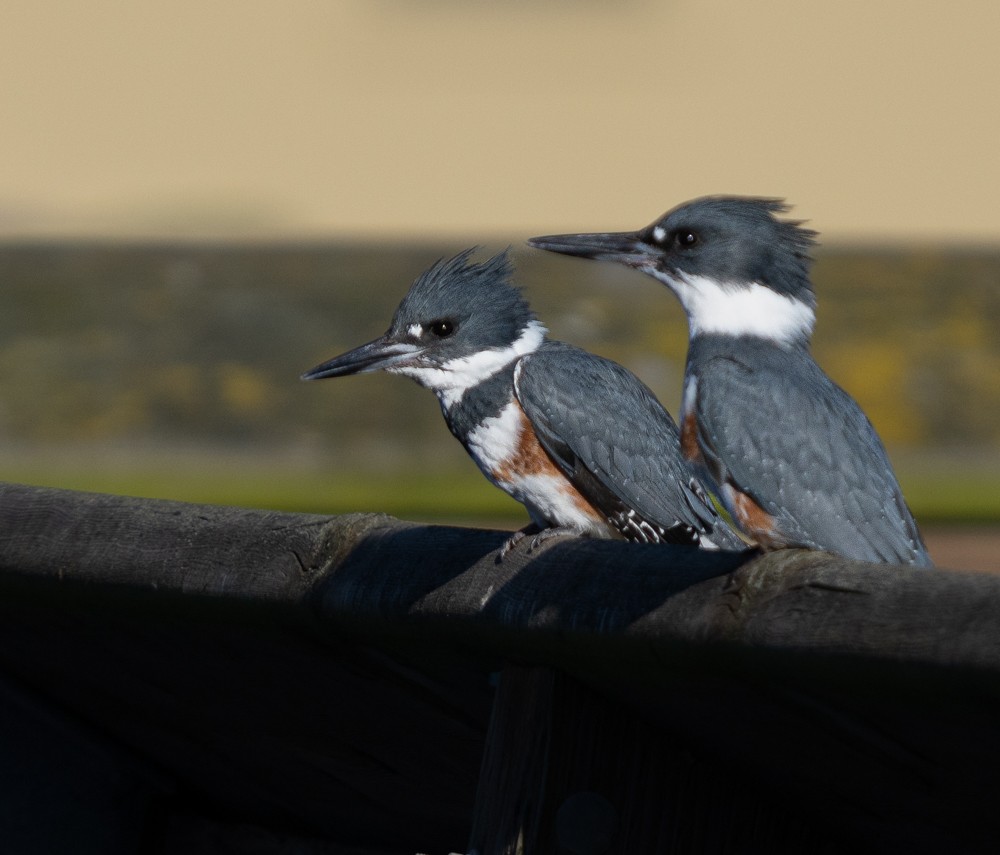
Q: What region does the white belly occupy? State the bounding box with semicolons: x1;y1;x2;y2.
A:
464;400;611;536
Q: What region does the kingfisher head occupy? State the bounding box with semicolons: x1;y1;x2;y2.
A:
529;196;818;346
302;248;546;406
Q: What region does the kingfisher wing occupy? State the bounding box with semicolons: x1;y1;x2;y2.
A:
694;354;931;566
514;341;741;548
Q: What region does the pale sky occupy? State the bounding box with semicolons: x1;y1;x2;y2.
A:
2;0;999;241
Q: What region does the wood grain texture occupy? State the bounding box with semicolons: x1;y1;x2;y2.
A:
5;480;998;671
2;481;1000;854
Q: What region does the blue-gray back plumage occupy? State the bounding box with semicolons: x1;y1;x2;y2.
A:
516;340;745;550
688;335;931;566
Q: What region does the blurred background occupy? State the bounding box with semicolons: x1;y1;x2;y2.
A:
2;1;998;569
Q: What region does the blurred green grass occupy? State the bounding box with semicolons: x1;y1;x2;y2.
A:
5;458;998;526
892;475;1000;524
0;459;524;524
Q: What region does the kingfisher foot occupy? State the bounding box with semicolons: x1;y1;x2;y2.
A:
527;525;589;552
498;523;543;562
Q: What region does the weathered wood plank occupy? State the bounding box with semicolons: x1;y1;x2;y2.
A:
316;502;1000;671
0;484;496;854
6;480;1000;673
2;481;1000;854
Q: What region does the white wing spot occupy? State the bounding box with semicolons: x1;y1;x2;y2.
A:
682;376;698;419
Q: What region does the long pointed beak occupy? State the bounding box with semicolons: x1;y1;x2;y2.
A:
527;230;652;266
301;335;423;381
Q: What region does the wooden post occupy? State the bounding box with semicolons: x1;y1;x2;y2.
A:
469;665;842;855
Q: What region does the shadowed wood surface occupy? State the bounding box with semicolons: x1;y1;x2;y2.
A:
1;482;999;854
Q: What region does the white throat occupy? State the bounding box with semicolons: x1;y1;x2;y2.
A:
390;319;547;408
659;271;815;345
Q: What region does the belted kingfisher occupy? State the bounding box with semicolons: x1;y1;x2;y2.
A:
529;196;932;567
302;248;744;556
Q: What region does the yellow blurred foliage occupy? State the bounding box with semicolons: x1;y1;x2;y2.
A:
217;362;270;414
156;363;204;411
822;342;923;445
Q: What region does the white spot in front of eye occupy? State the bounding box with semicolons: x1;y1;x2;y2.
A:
390;319;546;408
652;225;667;243
408;323;422;338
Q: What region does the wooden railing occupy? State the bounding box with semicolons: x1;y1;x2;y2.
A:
0;481;998;855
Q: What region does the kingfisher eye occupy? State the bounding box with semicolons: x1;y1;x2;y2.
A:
429;319;456;338
676;230;699;248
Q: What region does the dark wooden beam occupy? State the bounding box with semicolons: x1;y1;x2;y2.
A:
1;482;998;854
